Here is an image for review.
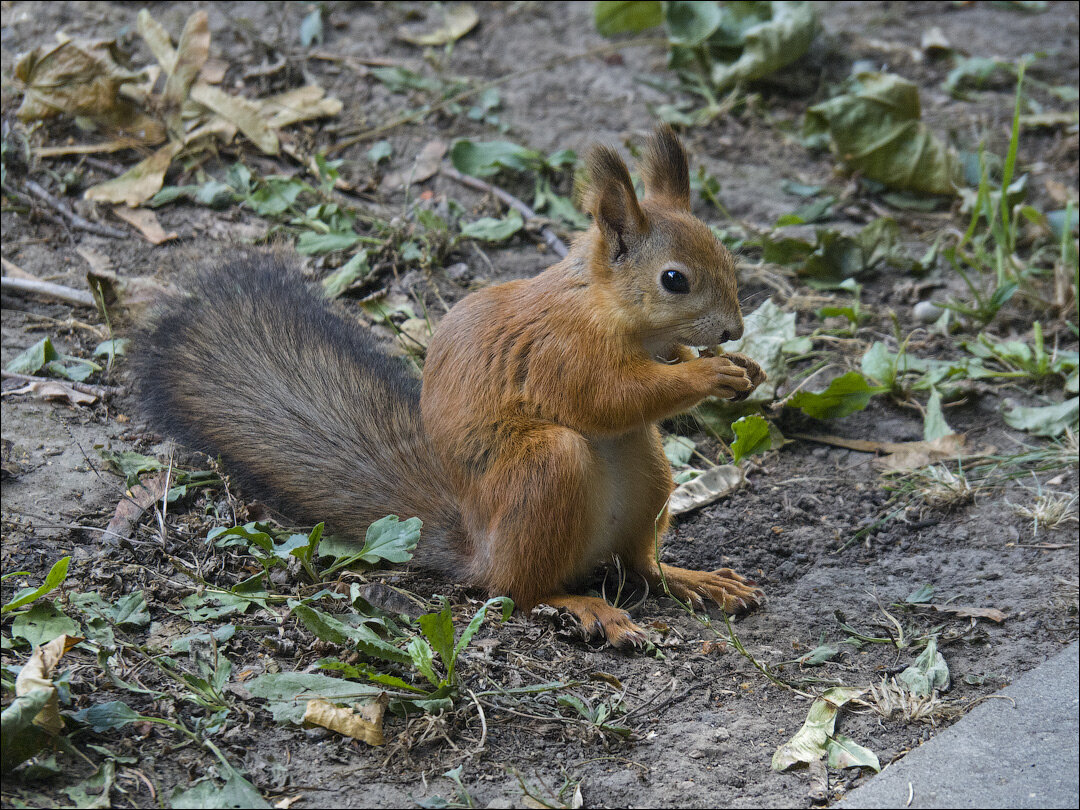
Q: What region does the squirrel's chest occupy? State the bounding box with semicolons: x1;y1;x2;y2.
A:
580;430;671;571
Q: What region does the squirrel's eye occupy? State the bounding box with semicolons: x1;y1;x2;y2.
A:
661;269;690;294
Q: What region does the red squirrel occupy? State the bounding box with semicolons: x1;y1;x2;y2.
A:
136;126;766;647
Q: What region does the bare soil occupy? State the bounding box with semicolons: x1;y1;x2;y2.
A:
2;2;1078;808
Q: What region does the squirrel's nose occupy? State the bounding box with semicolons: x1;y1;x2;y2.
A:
721;322;743;343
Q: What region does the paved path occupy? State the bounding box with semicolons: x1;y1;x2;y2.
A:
841;641;1079;809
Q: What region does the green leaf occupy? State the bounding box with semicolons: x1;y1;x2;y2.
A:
730;414;781;463
299;7;323;47
2;556;70;614
6;337;58;375
594;1;662;36
170;766;270;809
357;515;421;565
663;435;696;467
798;645;838;666
897;636;949;697
98;450;164;487
905;584;935;604
449;140;544;178
923;388;953;441
246;672;384;724
664;0;723;47
1;688;54;774
72;700;141;733
407;636;440;688
296;230;361;255
772;686;865;771
453;597;512;664
417;602;455;675
786;372;879;419
460;209;524;242
805;72;959;195
10;602;80;648
110;592;150;628
1003;397;1079;438
92;338;130;361
706;1;818;92
826;733;881;772
322;251;370;299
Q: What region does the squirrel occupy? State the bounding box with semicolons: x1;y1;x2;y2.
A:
135;126;767;648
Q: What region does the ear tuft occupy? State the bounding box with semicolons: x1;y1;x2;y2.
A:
583;145;647;261
641;125;691;211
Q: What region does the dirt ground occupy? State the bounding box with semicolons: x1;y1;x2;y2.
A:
2;2;1078;808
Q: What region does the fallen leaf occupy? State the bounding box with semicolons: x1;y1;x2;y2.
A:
14;36;163;142
16;634;84;734
381;139;448;191
162;11;210;138
259;86;343;129
189;82;279;155
669;464;743;516
301;693;388;745
772;686;866;771
110;206;178;244
927;604;1007;623
897;636;949;696
2;257;38;281
790;432;987;473
805;72;959;195
2;380;97;407
397;5;480;46
83;265;173;318
104;472;170;544
84;141;183;206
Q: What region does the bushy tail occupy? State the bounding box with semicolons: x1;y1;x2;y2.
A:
133;253;466;572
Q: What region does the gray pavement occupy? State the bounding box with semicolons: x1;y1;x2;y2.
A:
841;641;1079;809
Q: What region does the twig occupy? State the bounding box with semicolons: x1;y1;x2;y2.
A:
1;276;97;308
442;166;569;258
326;36;667;155
2;370;122;398
21;179;129;239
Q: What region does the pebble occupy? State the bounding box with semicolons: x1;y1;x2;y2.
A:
914;300;944;323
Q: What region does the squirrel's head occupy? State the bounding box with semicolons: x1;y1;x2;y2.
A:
582;126;743;353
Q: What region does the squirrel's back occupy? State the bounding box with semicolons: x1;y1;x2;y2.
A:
133;253;466;570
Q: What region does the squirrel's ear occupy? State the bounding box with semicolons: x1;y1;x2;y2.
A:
641;125;691;211
583;145;647;261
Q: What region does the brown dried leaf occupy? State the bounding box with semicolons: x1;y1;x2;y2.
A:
15;634;83;736
163;11;209;137
301;694;387;746
928;604;1008;623
397;5;479;46
84;141;182;206
381;139;447;191
873;434;969;472
84;265;173;319
259;86;344;129
14;37;163;142
3;380;97;407
104;472;169;544
110;206;178;245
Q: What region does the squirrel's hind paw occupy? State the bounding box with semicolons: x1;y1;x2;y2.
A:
535;595;648;649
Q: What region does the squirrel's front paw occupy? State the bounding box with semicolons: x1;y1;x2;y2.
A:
722;352;767;401
702;356;754;400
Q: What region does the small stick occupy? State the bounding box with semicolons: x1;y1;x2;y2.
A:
1;276;97;308
2;370;122;398
22;179;129;239
442;166;569;258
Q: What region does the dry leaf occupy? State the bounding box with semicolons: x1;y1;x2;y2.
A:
928;604;1007;623
2;257;37;281
14;37;163;142
104;472;169;544
259;86;344;129
84;141;182;206
397;5;479;46
200;58;228;84
189;83;279;154
873;434;970;472
163;11;210;138
3;380;98;407
15;634;83;736
110;206;178;244
669;465;743;516
301;694;387;746
381;139;447;191
84;265;173;318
